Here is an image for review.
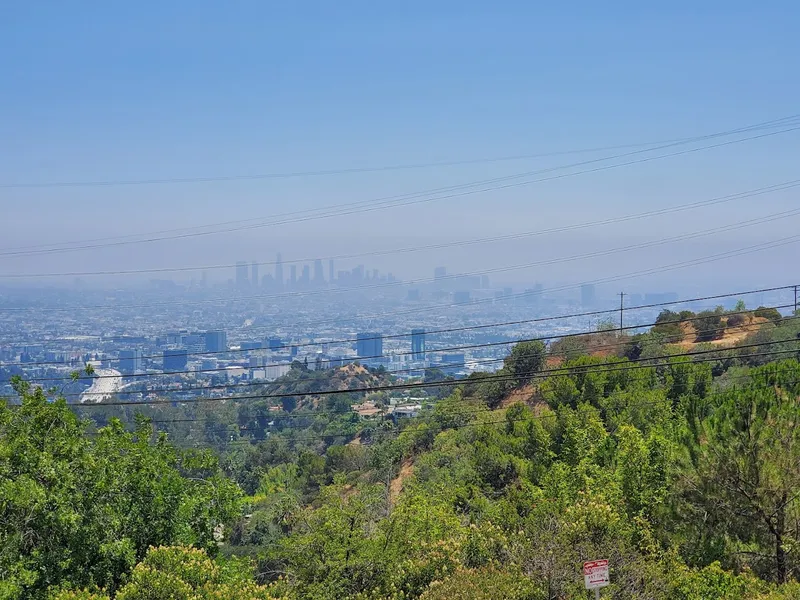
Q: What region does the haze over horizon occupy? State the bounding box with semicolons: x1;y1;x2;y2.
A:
2;1;799;293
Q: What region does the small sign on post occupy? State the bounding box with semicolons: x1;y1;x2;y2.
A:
583;559;610;598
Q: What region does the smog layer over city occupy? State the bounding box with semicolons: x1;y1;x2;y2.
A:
2;3;800;600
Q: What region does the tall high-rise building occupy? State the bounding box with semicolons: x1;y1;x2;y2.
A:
204;330;227;353
328;259;335;283
119;349;142;375
275;253;284;289
434;266;447;280
163;348;188;373
356;332;383;361
236;261;249;289
313;259;324;284
289;265;297;287
301;264;311;284
411;329;426;360
251;262;259;289
581;284;596;307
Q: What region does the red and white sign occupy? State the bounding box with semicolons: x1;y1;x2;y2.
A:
583;559;610;590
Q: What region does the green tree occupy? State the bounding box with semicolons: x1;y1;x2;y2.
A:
420;566;540;599
694;310;724;342
0;382;242;598
51;546;281;600
505;340;547;385
681;384;800;583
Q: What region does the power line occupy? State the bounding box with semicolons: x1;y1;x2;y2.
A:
69;308;799;405
4;209;799;313
80;399;647;446
148;363;800;433
137;364;800;447
4;179;799;280
173;365;800;448
73;344;800;450
4;116;794;255
17;231;782;344
62;309;800;401
50;365;800;499
286;235;800;331
53;337;800;408
5;281;790;361
0;134;759;191
8;288;793;376
69;341;800;440
2;118;797;259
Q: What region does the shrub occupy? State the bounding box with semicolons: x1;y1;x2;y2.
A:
726;313;747;327
652;322;683;339
656;309;681;324
695;310;724;342
420;567;540;600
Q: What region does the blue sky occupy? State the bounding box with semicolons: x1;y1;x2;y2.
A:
1;1;799;290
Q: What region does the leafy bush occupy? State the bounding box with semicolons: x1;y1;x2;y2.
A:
694;310;724;342
652;321;684;339
549;336;588;361
669;562;768;599
726;313;747;327
52;546;280;600
505;341;547;385
653;309;685;338
1;384;242;598
420;567;541;600
656;309;680;324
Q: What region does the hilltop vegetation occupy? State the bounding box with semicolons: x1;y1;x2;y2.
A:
3;308;800;599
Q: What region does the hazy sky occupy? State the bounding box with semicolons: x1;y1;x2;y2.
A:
1;1;799;292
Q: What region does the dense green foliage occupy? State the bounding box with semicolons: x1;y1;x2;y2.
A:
50;546;282;600
4;311;800;598
0;381;242;599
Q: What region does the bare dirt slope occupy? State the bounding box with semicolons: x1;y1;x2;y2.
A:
675;315;768;349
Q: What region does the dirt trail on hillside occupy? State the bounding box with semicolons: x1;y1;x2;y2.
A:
389;459;414;502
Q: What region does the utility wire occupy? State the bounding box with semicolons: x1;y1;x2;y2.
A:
82;347;800;446
281;235;800;331
2;118;797;259
4;179;799;279
53;307;800;399
69;314;800;405
4;208;799;313
4;281;792;362
3;116;793;255
11;296;795;381
8;119;797;190
87;310;798;414
57;337;800;408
